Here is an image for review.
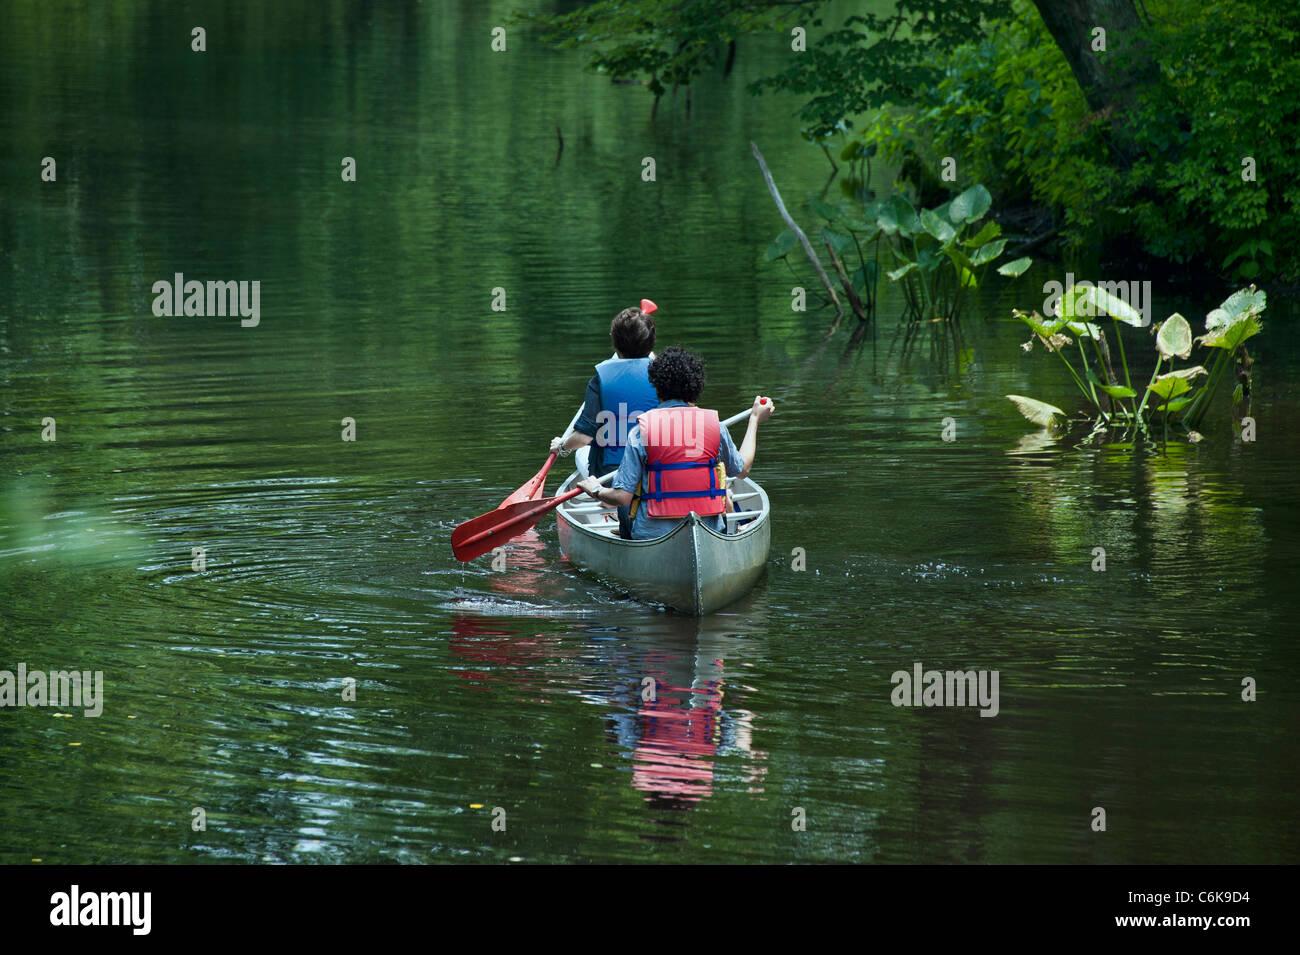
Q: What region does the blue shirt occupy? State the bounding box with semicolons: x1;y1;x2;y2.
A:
611;400;746;540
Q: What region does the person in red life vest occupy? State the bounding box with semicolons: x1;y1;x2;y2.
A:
578;346;774;540
551;301;660;538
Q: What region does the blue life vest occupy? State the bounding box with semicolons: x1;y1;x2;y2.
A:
594;357;658;470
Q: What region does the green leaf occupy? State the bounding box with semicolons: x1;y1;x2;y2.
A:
1155;313;1193;360
1066;285;1145;326
887;262;917;281
1159;396;1195;413
765;230;798;260
1006;394;1066;428
949;184;992;224
1146;366;1208;401
920;207;956;245
970;237;1008;266
1097;383;1137;399
1198;313;1262;351
997;256;1032;277
963;221;1002;248
1147;375;1191;402
1207;287;1266;329
888;195;921;237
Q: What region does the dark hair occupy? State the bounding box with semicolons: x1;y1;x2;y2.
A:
648;346;706;403
610;307;656;358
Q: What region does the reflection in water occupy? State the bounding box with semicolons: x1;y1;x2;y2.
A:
601;615;767;814
448;609;768;818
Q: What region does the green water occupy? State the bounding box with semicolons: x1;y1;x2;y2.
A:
1;0;1297;864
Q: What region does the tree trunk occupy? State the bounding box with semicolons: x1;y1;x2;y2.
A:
1029;0;1159;162
1030;0;1148;109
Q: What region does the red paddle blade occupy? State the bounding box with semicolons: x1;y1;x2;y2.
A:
453;491;576;563
498;453;557;508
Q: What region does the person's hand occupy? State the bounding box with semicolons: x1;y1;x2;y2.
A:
751;395;774;424
550;436;565;454
578;477;602;499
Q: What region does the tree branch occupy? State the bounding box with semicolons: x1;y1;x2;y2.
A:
751;141;843;324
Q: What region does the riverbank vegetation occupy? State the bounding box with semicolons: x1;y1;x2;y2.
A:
518;0;1299;283
1007;286;1264;440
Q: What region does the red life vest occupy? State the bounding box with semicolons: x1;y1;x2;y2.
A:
636;406;727;519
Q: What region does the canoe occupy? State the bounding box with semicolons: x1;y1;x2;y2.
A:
554;471;771;615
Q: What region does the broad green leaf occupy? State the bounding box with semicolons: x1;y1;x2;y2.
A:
1146;375;1191;402
920;208;956;245
1012;309;1065;339
887;262;917;281
1006;394;1066;428
1159;396;1195;413
1208;287;1266;328
949;184;992;224
997;256;1032;277
765;230;798;260
1146;366;1208;401
889;195;921;237
1155;313;1193;360
963;221;1002;248
1097;383;1137;399
1199;313;1263;351
1067;284;1145;326
970;237;1008;266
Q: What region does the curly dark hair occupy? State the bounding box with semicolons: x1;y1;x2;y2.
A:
648;346;706;403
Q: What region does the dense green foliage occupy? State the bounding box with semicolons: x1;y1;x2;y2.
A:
1009;286;1264;438
520;0;1299;283
767;181;1030;350
860;0;1300;281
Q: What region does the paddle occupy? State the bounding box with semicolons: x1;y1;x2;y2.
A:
496;350;624;509
497;402;584;509
454;403;762;562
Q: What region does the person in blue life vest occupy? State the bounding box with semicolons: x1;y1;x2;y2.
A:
551;301;660;537
577;346;774;540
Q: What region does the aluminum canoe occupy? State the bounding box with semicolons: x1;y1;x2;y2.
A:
554;471;771;615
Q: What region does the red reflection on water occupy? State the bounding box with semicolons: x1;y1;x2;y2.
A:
625;651;766;808
631;675;723;803
448;614;572;704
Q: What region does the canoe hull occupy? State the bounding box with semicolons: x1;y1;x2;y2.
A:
555;475;770;615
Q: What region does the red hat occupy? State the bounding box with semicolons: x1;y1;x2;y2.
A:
640;298;658;315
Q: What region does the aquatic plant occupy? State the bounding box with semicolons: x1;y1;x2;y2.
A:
764;181;1030;338
1007;286;1263;439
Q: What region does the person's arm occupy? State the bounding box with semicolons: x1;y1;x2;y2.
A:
735;395;774;478
579;423;642;506
551;376;601;454
580;482;633;508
